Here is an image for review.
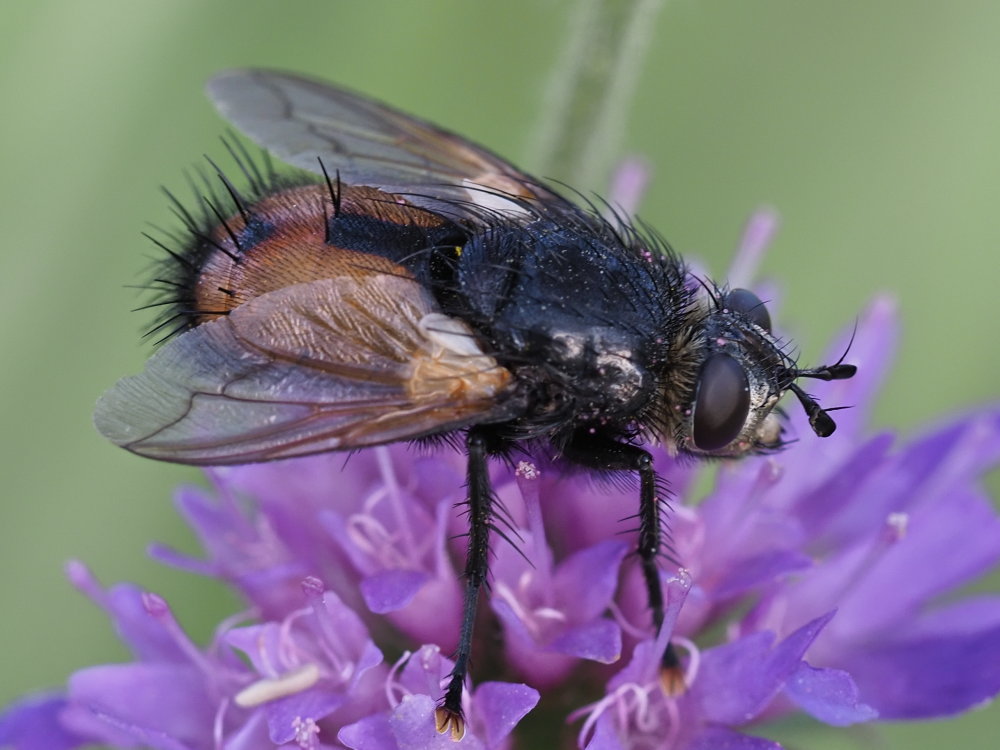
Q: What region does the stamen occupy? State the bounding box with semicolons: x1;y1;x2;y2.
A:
608;601;650;640
825;512;913;604
570;683;654;747
209;609;256;653
141;592;218;678
292;716;321;749
346;512;403;564
515;460;553;591
384;649;414;707
274;606;311;673
375;446;418;555
301;577;352;678
233;663;321;708
515;460;541;480
212;697;228;750
494;581;538;637
534;607;569;624
667;636;702;689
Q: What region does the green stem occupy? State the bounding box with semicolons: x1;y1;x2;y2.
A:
527;0;667;192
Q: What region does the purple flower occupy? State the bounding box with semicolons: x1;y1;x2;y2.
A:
4;215;1000;749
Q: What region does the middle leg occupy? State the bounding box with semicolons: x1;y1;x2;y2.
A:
561;432;685;691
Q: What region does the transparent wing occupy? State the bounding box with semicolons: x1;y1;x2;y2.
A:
206;69;565;214
95;275;514;464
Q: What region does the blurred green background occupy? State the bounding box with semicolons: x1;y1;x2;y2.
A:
1;1;997;748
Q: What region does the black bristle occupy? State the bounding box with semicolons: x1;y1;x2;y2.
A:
221;131;266;195
137;140;316;344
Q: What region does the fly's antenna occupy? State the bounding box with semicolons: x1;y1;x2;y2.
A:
787;356;856;436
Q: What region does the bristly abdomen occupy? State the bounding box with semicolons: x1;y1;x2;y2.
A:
140;151;462;343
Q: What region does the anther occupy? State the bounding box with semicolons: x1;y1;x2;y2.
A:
234;663;322;708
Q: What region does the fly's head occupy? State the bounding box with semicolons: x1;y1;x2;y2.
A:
663;286;856;458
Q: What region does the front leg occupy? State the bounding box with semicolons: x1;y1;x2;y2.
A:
562;432;685;692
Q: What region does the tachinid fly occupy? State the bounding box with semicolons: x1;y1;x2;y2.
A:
94;69;856;739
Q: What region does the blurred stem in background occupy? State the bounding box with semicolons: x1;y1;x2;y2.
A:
527;0;667;191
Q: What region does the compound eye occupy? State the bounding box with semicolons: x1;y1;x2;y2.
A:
724;288;771;332
692;353;750;451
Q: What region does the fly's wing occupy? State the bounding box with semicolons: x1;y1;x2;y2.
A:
94;274;514;464
206;69;568;217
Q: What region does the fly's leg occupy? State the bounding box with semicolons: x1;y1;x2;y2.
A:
435;428;493;740
563;433;686;693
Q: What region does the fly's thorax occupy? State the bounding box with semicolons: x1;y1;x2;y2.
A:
504;326;655;434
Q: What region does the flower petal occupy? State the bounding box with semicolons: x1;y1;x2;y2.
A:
685;727;783;750
64;562;186;664
265;687;345;744
62;663;214;749
840;622;1000;718
390;693;484;749
0;694;87;750
905;596;1000;638
338;712;396;750
393;646;451;699
836;488;1000;636
550;618;622;663
224;622;284;675
473;682;539;748
554;540;628;621
361;569;432;613
492;597;576;686
711;550;812;600
582;713;626;750
784;663;877;725
695;612;834;724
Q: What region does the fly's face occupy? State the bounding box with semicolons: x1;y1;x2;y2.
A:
668;287;854;458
